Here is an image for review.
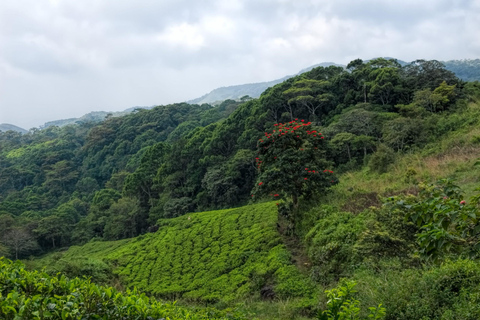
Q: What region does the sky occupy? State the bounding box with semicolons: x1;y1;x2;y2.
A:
0;0;479;129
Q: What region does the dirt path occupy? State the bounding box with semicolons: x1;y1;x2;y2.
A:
277;217;312;274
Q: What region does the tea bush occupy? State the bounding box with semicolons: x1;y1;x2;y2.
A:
0;258;248;319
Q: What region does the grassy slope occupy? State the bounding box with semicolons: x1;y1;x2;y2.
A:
331;101;480;209
30;202;314;306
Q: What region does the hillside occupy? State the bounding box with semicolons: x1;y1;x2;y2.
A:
30;202;313;305
41;107;155;129
187;78;290;105
444;59;480;82
0;123;27;134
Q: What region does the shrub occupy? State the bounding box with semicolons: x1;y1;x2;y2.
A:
368;144;395;173
387;179;480;260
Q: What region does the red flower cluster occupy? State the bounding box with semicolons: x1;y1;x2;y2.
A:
323;169;334;174
258;120;326;156
255;157;262;169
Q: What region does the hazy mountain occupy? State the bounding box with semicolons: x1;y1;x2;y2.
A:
0;123;27;134
187;77;290;105
188;62;343;105
443;59;480;82
41;107;153;128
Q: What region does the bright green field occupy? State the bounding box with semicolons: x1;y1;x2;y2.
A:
31;202;314;305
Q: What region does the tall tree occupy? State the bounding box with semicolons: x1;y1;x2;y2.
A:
2;228;38;259
251;120;336;220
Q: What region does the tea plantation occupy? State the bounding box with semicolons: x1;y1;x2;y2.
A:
0;258;249;319
31;202;314;304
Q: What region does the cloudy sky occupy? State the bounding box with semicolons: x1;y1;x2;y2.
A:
0;0;479;129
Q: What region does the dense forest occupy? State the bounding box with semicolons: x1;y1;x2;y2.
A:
2;58;480;319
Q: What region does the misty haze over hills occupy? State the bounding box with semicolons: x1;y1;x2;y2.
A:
0;123;28;134
2;58;479;133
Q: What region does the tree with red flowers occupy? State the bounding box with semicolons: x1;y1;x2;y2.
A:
251;119;337;221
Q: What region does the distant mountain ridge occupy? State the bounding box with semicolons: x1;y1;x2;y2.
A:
443;59;480;82
41;107;154;128
0;123;27;134
188;58;480;104
187;62;343;105
11;58;479;131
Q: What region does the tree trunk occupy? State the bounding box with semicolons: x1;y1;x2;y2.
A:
364;83;367;103
291;194;299;226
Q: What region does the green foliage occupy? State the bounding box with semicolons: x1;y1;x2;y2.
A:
0;258;248;319
123;142;171;210
413;81;457;112
103;198;145;240
382;117;426;151
92;189;121;211
0;243;8;257
353;259;480;320
1;227;40;260
162;197;194;218
317;280;385;320
305;210;368;284
303;198;419;285
387;179;480;260
367;144;395;173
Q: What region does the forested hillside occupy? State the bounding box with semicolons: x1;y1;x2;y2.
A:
2;58;480;319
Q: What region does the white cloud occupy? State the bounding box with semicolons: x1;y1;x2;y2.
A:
0;0;479;129
157;23;205;50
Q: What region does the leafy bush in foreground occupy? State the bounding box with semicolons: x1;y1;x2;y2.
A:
0;258;248;319
388;179;480;260
317;280;385;320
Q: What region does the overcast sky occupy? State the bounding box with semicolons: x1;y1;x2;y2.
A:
1;0;479;129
